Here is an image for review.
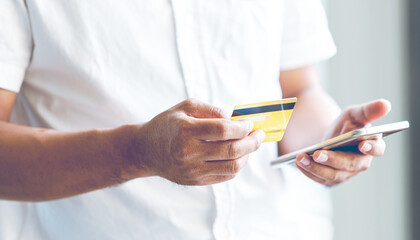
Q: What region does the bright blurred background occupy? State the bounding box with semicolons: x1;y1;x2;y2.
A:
319;0;419;239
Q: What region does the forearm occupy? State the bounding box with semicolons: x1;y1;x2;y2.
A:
0;122;148;201
278;86;341;155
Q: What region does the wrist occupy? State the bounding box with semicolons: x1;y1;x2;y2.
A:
106;124;153;182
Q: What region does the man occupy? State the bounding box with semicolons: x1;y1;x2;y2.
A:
0;0;389;239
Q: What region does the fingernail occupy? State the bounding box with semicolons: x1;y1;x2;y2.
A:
248;121;254;132
315;152;328;162
382;99;392;113
299;156;310;166
257;130;266;142
361;143;372;153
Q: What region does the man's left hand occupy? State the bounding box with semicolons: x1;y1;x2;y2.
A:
295;99;392;186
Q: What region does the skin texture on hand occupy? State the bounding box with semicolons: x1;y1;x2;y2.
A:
0;93;264;201
131;99;266;186
295;99;391;186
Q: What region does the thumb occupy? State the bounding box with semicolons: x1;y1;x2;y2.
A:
347;99;392;126
180;99;230;119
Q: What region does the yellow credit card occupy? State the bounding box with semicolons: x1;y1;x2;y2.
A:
230;98;297;142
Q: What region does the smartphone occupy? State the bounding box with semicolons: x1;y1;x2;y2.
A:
270;120;410;168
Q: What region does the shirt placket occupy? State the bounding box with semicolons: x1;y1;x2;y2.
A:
212;183;235;239
170;1;234;239
170;0;211;102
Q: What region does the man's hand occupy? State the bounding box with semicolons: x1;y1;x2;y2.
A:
295;99;391;186
132;99;266;186
0;94;264;201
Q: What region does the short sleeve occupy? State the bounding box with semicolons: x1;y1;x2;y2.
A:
0;0;32;92
280;0;336;70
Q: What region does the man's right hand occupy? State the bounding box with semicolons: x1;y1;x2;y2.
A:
130;99;266;186
0;93;264;201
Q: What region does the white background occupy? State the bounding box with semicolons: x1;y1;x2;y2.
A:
321;0;410;239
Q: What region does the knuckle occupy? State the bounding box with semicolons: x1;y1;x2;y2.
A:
331;172;344;184
359;165;369;171
347;159;359;171
215;122;229;139
224;174;236;181
177;119;193;136
184;98;198;107
345;105;356;112
342;107;354;118
227;142;241;159
181;98;199;113
212;106;228;119
229;160;241;174
360;158;372;171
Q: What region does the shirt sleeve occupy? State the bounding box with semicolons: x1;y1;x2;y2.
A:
0;0;32;92
280;0;336;70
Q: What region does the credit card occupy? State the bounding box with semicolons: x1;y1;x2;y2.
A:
230;98;297;142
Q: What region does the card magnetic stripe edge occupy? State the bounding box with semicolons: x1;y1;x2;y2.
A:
232;102;296;117
230;98;297;142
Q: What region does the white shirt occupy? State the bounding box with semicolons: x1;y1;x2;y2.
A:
0;0;336;239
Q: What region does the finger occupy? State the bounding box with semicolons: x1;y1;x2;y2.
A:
335;119;372;135
199;130;265;160
359;139;386;157
181;174;236;186
193;118;254;141
178;98;230;119
205;155;249;175
312;150;372;172
295;164;330;186
296;154;358;185
195;175;237;185
347;99;391;126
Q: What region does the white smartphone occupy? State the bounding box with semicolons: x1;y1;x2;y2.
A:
270;120;410;168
